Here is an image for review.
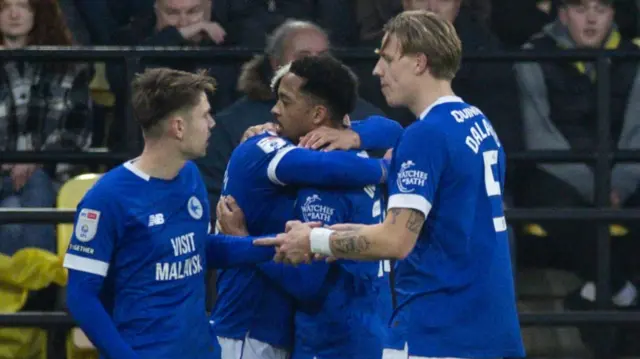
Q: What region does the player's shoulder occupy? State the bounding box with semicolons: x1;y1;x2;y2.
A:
74;164;137;219
82;164;132;201
231;132;294;163
422;97;481;126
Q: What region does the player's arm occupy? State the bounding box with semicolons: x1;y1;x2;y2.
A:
321;125;443;260
64;196;140;359
351;115;403;150
268;145;387;187
321;208;425;260
257;189;349;300
205;233;276;268
257;124;442;262
298;115;404;151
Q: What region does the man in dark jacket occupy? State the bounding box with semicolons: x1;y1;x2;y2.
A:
196;20;385;223
514;0;640;354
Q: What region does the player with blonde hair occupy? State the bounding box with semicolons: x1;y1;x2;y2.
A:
257;11;526;359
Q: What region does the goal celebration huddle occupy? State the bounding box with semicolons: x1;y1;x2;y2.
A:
63;10;525;359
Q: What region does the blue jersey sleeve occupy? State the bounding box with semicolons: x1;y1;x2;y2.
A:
257;189;350;301
63;188;139;359
387;122;448;218
351;115;404;150
64;188;122;278
266;145;385;187
205;234;276;268
67;271;140;359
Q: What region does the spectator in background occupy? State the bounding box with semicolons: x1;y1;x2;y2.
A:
106;0;232;151
196;20;385;223
213;0;358;48
514;0;640;354
355;0;403;46
0;0;93;257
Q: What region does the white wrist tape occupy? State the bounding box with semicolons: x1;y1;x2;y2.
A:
310;228;334;256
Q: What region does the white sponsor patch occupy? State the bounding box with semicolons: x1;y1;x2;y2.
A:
300;194;335;223
75;208;100;242
257;136;288;154
396;160;428;193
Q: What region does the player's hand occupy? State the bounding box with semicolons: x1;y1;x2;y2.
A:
384;149;393;160
313;253;337;263
284;220;323;232
216;195;248;236
279;221;314;265
298;126;361;151
10;163;37;191
240;123;281;143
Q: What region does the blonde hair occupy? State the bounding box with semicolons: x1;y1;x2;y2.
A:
382;10;462;80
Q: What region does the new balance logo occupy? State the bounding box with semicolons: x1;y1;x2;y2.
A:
148;213;165;227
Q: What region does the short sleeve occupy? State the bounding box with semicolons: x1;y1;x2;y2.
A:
387;123;448;218
295;188;350;226
63;191;122;277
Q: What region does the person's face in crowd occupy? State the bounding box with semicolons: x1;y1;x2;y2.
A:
277;29;330;68
271;72;322;142
0;0;34;43
373;34;421;109
179;92;215;159
559;0;614;48
403;0;461;23
155;0;205;30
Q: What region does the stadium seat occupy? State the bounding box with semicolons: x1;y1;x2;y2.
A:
57;173;102;359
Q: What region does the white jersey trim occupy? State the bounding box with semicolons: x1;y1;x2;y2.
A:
267;146;296;186
387;194;432;219
64;253;110;277
418;95;464;120
123;159;151;181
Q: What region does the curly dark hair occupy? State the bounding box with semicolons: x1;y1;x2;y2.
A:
273;55;359;126
0;0;74;46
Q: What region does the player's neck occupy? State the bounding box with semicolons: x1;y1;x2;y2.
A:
410;80;456;119
134;142;187;180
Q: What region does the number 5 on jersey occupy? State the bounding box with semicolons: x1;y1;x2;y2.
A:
483;150;507;233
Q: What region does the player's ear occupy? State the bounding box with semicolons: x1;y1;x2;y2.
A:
311;105;328;126
168;115;186;140
414;53;428;75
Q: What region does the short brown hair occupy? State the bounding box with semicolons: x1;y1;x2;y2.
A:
382;10;462;80
131;68;216;133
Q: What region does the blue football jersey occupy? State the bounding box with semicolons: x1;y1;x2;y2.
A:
63;160;215;359
291;177;386;359
212;133;387;349
211;133;297;348
384;96;525;358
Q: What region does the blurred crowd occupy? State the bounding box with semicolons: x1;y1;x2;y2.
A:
3;0;640;357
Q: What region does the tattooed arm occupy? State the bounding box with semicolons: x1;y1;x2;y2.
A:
328;208;424;260
262;207;425;264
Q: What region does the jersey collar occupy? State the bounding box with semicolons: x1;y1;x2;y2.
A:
418;95;464;120
124;159;151;181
